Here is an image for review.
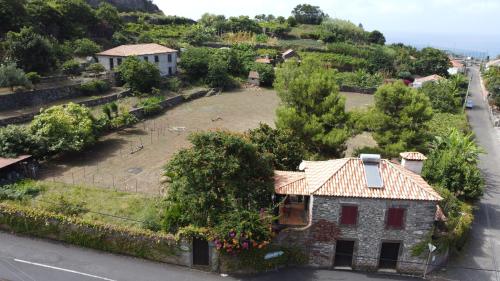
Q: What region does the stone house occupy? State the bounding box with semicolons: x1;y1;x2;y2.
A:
273;152;443;275
248;71;260;86
96;43;178;77
0;155;38;185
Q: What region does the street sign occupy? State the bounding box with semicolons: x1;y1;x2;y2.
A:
428;243;436;253
264;251;284;260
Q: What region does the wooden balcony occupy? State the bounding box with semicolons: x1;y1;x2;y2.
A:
279;202;308;226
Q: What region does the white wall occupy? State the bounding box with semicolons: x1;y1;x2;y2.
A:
97;52;178;77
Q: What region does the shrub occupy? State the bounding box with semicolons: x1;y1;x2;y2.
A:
86;63;106;74
61;60;82;76
117;57;161;93
250;63;275;86
30;103;96;154
110;111;138;129
25;72;41;84
42;195;88;216
138;96;165;116
79;80;111;95
0;181;43;201
0;63;31;90
72;38;101;57
0;125;42;158
166;77;182;92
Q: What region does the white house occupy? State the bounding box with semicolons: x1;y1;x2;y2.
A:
412;74;443;89
96;43;178;77
448;60;465;75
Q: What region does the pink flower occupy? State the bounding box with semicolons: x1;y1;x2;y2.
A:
242;241;249;249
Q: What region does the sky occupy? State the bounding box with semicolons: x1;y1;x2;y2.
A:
154;0;500;56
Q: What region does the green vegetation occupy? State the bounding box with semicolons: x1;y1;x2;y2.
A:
275;58;350;157
423;129;484;201
30;103;96;154
291;4;326;25
0;63;31;91
483;66;500;106
61;59;82;76
0;125;42;158
138;95;165;116
247;123;307;170
117;57;161;93
367;81;433;156
419;76;467;113
86;63;106;74
79;79;111;95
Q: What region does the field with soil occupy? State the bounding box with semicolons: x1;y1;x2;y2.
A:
40;89;374;194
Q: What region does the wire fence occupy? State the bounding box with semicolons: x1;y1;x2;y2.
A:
37;118;193;196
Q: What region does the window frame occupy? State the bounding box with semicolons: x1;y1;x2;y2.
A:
339;205;358;227
167;54;172;63
386;207;406;230
154;55;159;63
143;56;149;62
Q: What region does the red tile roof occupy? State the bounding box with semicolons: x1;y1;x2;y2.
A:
451;60;463;68
400;152;427;161
0;155;32;169
97;43;177;57
255;58;272;64
274;158;442;201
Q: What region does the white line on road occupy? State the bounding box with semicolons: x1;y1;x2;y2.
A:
13;259;117;281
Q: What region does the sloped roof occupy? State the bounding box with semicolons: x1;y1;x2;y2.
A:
248;71;260;79
283;49;295;56
451;60;464;68
96;43;177;57
274;158;442;201
486;59;500;68
414;74;443;84
0;155;32;169
400;152;427;161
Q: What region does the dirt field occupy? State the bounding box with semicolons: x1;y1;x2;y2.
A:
40;89;374;194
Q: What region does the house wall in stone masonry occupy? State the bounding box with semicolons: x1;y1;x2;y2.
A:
311;196;437;274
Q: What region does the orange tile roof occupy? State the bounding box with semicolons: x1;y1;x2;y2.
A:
400;152;427;161
255;58;272;64
451;60;463;68
97;43;177;57
274;158;442;201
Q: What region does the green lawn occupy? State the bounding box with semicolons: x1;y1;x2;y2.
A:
2;181;162;230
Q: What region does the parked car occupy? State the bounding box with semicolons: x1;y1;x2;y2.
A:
466;98;474;109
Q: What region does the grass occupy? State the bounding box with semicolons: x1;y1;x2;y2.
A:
288;24;320;38
3;180;163;230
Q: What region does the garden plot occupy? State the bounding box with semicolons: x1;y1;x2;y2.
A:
39;89;374;194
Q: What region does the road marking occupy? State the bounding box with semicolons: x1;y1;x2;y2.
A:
13;259;116;281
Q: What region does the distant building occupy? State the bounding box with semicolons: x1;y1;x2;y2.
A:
486;59;500;70
412;74;443;88
273;152;443;275
448;60;465;75
282;49;299;61
96;43;178;77
255;57;272;64
248;71;260;86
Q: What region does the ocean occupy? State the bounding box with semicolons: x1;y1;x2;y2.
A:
385;31;499;59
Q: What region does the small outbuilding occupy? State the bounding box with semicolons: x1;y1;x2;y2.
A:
248;71;260;86
96;43;178;77
448;60;465;75
282;49;299;61
0;155;38;185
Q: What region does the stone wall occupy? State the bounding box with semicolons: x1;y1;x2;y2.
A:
0;84;82;111
0;89;131;127
312;196;436;274
275;196;437;275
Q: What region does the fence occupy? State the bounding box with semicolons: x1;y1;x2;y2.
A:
37;118;194;195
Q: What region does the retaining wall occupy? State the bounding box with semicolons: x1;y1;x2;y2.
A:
0;89;132;127
0;84;82;111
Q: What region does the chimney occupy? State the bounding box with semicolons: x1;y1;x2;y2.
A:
400;152;427;175
360;154;383;188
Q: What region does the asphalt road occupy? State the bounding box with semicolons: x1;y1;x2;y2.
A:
0;231;421;281
432;66;500;281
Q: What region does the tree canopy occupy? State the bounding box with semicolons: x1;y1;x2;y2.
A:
291;4;327;25
370;81;433;156
415;47;451;77
422;129;484;201
163;131;274;230
274;58;350;157
117;56;161;93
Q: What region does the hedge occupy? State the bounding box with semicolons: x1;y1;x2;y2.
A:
0;203;191;265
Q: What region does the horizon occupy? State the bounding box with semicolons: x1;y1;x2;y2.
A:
154;0;500;57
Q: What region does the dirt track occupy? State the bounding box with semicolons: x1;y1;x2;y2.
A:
40;89;374;194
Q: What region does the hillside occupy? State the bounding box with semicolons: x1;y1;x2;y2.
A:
86;0;162;13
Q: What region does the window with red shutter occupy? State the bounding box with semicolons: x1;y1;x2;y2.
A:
340;206;358;226
387;208;405;229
